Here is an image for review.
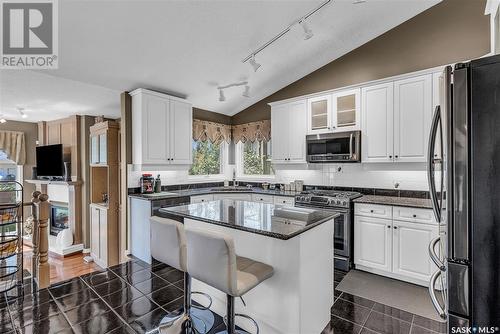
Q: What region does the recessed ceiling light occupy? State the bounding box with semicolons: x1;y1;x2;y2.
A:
248;55;261;72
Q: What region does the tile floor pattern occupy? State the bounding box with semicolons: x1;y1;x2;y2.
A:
0;260;446;334
323;270;447;334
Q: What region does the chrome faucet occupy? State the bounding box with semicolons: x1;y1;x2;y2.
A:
232;169;238;187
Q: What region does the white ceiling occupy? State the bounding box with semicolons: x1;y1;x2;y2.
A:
0;0;440;122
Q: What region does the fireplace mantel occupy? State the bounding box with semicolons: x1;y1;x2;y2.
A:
27;180;83;246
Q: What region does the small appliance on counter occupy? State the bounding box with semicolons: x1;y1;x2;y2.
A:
140;174;155;194
154;174;161;193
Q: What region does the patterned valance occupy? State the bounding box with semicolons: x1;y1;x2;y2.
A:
0;131;25;165
193;119;232;144
193;119;271;144
232;120;271;143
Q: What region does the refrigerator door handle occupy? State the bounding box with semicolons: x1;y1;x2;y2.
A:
429;269;447;319
428;236;445;271
427;105;442;222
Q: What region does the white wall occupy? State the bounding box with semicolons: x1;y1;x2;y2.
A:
128;162;428;191
272;163;428;191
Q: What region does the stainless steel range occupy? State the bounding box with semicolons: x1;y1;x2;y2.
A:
295;189;362;271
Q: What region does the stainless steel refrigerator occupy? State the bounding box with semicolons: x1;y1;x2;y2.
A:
427;54;500;331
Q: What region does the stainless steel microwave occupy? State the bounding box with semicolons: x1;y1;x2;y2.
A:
306;131;361;163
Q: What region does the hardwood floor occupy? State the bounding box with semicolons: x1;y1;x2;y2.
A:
23;245;103;285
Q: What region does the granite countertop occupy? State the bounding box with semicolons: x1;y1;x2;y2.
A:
129;187;299;201
353;195;433;209
156;199;339;240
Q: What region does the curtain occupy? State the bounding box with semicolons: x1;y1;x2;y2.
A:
193;119;232;144
232;120;271;143
193;119;271;144
0;131;25;165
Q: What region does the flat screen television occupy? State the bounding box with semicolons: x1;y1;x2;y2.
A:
36;144;64;177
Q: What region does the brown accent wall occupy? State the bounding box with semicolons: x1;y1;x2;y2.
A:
0;120;38;202
193;107;232;125
232;0;490;124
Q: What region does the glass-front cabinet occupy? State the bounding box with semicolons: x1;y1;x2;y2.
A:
307;88;360;134
307;95;332;134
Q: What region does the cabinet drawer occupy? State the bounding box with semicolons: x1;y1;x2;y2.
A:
251;194;274;204
393;207;436;225
355;203;392;219
273;196;295;206
190;194;214;204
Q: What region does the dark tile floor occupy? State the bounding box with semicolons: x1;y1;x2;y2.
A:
0;261;446;334
322;270;447;334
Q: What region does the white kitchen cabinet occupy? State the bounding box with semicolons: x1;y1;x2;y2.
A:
307;95;332;134
361;82;394;162
273;196;295;206
332;88;361;131
393;74;432;162
271;100;307;163
251;194;274;204
354;203;439;286
354;215;392;272
306;89;360;135
362;75;433;163
392;220;439;282
190;194;214;203
214;193;252;201
131;88;192;167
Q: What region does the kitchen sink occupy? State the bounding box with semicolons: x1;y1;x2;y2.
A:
141;192;178;198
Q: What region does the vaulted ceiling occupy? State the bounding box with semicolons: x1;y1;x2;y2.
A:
0;0;440;122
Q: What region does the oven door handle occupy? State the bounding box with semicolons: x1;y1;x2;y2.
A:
349;133;353;159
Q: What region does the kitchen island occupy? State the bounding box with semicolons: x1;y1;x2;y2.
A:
157;199;338;334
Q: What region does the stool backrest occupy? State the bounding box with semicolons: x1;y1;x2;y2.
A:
150;216;187;272
185;228;238;296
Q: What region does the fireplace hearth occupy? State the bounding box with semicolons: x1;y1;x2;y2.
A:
50;204;69;236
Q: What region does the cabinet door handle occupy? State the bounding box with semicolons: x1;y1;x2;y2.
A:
413;214;417;218
370;210;374;213
395;155;399;159
389;155;393;159
394;226;398;229
387;225;391;229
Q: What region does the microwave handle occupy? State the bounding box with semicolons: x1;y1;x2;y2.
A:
349;133;353;159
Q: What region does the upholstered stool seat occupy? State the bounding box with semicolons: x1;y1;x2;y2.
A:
186;228;274;334
149;216;215;334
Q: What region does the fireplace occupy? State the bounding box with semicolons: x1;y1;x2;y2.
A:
50;204;69;236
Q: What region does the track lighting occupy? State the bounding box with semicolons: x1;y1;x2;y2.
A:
300;20;314;40
0;118;6;124
17;108;27;119
217;81;250;102
242;86;250;98
248;55;261;72
219;89;226;102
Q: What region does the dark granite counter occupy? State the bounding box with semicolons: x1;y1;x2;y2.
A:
157;199;339;240
129;187;298;201
353;195;433;209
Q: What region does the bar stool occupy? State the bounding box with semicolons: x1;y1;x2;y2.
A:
185;228;274;334
149;216;215;334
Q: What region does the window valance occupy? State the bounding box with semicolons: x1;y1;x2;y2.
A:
0;131;25;165
193;119;232;144
193;119;271;144
232;120;271;143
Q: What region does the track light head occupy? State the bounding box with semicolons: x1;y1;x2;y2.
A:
300;20;313;40
242;85;250;98
17;108;27;119
218;89;226;102
248;55;261;72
